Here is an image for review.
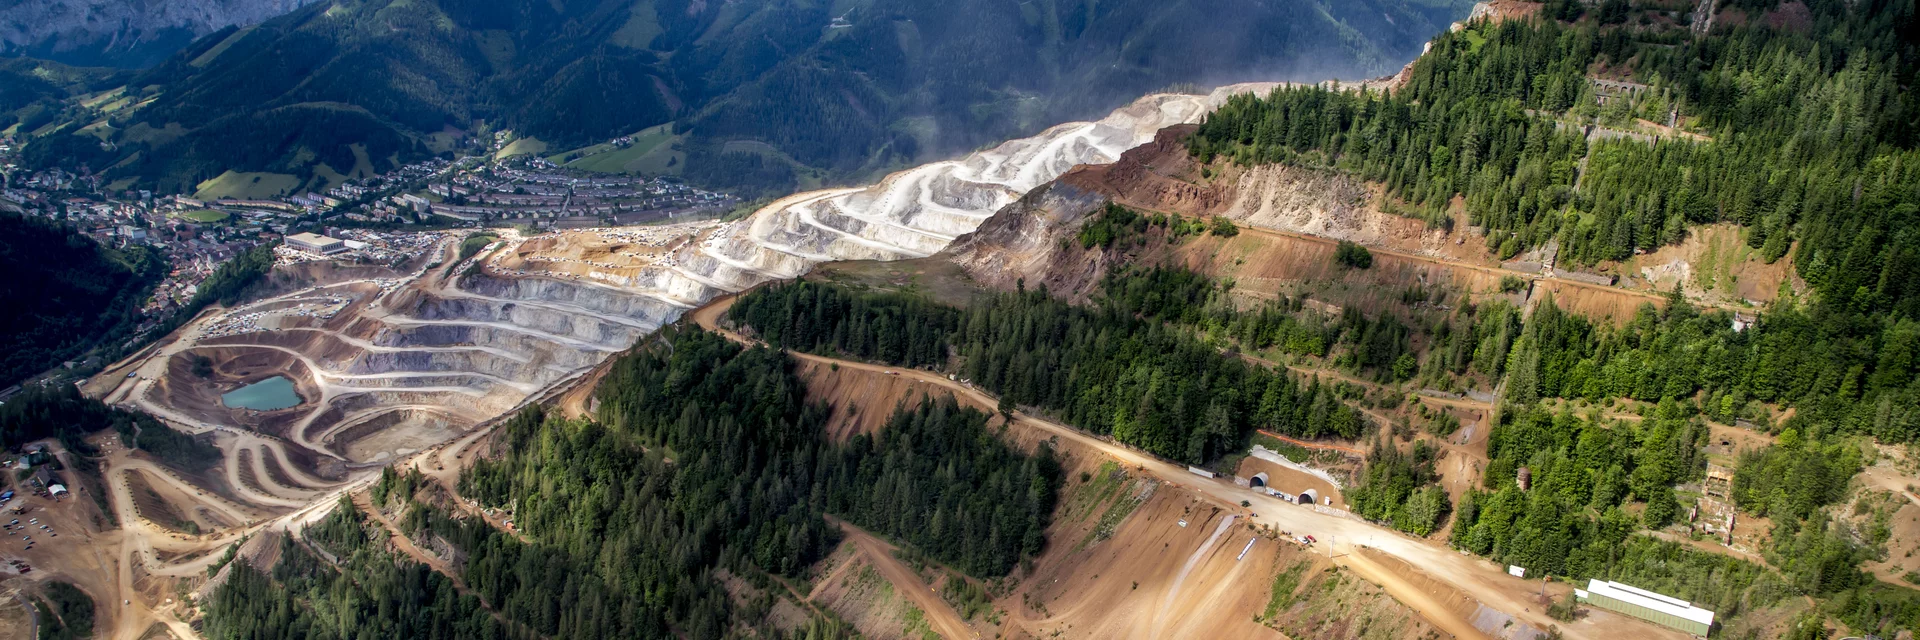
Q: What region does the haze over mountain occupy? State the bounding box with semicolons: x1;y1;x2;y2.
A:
20;0;1473;197
0;0;323;68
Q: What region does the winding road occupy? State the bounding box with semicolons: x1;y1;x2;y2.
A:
827;517;976;640
691;294;1688;640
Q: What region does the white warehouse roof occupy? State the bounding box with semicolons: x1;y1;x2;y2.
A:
1585;579;1715;627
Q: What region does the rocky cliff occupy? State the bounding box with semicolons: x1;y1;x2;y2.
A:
655;83;1285;299
942;119;1473;298
0;0;318;67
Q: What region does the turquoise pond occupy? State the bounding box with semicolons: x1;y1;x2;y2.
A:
221;376;301;411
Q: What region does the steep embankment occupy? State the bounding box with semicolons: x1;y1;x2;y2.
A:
944;106;1772;324
698;297;1545;640
659;83;1283;294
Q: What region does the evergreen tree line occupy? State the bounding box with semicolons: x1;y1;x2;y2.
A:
1730;428;1863;522
433;328;1057;638
188;243;277;309
1443;401;1796;619
1453;399;1710;558
1099;264;1899;625
1096;265;1543;390
725;282;962;370
33;581;96;640
1095;265;1335;359
817;397;1061;577
1180;6;1920;629
1346;437;1451;536
1074;202;1212;250
1420;298;1524;384
730;280;1375;464
1187;9;1920;317
1440;304;1915;633
1503;294;1920;443
78;241;278;396
1096;265;1434;380
202;502;513;640
0;211;166;389
455;329;841;638
208;327;1061;640
0;384;217;469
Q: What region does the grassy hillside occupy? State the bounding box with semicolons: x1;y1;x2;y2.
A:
17;0;1475;197
0;58;125;137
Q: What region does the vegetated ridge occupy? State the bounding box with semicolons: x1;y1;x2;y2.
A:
17;0;1474;196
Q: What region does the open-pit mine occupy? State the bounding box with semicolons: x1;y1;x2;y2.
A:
67;82;1303;637
103;82;1289;495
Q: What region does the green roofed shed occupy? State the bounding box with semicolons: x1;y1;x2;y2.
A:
1576;579;1713;636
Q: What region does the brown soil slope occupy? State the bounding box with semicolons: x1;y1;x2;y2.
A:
795;360;939;442
948;113;1767;326
783;346;1459;640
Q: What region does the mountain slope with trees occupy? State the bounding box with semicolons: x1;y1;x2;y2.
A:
1166;1;1920;633
0;212;165;389
20;0;1473;196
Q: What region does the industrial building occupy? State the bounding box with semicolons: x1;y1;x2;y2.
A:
1576;579;1714;636
287;232;348;254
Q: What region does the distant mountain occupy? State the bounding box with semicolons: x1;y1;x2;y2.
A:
0;0;323;68
20;0;1474;196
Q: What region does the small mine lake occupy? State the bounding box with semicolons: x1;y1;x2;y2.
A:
222;376;300;411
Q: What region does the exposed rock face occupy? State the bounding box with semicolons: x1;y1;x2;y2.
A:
937;124;1229;297
943;123;1472;298
0;0;319;67
137;81;1354;490
1221;164;1375;241
944;180;1111;296
662;83;1285;298
1061;124;1232;213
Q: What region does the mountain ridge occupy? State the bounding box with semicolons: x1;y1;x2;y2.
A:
17;0;1476;196
0;0;323;68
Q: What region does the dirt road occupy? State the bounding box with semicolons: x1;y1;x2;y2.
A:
691;293;1685;640
1256;429;1364;457
830;518;975;640
1339;547;1489;640
1227;224;1749;315
1864;465;1920;508
352;493;473;592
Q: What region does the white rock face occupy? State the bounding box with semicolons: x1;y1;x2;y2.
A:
0;0;318;61
655;82;1283;298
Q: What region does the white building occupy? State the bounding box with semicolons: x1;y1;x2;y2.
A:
400;194;432;213
287;232;348;254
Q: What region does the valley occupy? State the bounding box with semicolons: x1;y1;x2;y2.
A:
1;1;1916;638
35;81;1465;639
29;72;1785;640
